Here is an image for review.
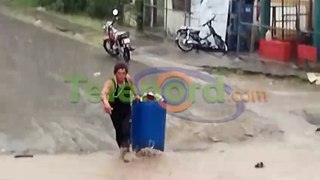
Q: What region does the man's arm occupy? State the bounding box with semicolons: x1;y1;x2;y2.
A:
101;80;113;106
126;74;138;96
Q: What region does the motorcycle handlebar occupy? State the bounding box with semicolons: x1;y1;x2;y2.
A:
103;16;119;29
202;15;216;26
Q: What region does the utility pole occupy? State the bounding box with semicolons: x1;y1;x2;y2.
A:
250;0;259;52
314;0;320;62
259;0;271;38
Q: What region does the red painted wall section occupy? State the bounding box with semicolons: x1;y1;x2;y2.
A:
259;39;294;62
297;44;317;64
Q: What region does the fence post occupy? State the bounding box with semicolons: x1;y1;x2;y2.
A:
165;0;168;36
259;0;271;38
236;0;242;56
314;0;320;63
136;0;144;31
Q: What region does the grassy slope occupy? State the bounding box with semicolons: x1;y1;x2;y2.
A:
8;0;103;31
10;0;38;7
1;0;143;50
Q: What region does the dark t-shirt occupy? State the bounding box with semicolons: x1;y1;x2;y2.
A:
108;77;132;113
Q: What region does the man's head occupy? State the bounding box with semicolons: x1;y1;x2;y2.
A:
113;63;128;83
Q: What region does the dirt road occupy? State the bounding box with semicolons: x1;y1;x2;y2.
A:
1;6;320;180
0;13;150;154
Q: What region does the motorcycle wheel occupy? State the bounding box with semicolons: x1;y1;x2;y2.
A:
176;33;194;52
123;47;130;62
103;38;119;57
214;36;228;54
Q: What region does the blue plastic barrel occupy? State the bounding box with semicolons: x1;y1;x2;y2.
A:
131;100;166;152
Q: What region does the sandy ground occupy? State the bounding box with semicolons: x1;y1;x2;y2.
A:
1;4;320;180
1;140;320;180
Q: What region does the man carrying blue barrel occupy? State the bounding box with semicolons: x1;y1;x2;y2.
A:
101;63;140;162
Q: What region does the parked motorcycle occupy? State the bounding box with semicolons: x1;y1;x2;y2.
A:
103;9;134;62
175;15;228;54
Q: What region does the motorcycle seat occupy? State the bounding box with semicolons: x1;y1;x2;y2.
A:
115;31;130;40
179;26;201;31
179;26;188;29
115;31;127;36
190;29;201;33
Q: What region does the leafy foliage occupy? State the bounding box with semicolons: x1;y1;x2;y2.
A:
15;0;134;19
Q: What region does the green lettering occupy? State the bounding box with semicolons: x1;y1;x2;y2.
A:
188;82;201;103
108;85;115;103
202;76;225;103
86;83;102;103
64;76;88;103
163;82;186;104
118;85;131;104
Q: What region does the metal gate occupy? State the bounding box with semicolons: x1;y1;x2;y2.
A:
143;0;166;37
234;0;320;63
143;0;193;38
269;0;311;41
236;0;313;52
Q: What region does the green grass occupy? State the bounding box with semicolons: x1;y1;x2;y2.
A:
10;0;38;7
9;0;112;31
52;12;103;31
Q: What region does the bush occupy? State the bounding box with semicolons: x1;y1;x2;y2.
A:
37;0;55;7
86;0;119;19
18;0;133;19
11;0;39;6
38;0;87;13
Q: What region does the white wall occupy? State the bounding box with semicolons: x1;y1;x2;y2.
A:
164;0;187;37
166;11;186;36
164;0;230;41
190;0;230;42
